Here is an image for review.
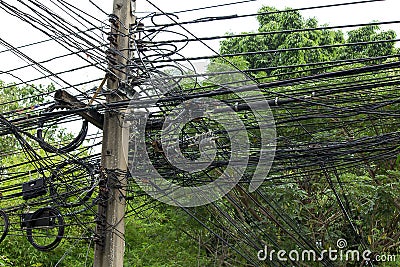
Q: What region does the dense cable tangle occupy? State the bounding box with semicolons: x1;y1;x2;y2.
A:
0;0;108;63
0;0;111;107
1;0;400;266
0;0;108;255
120;1;400;266
0;107;102;250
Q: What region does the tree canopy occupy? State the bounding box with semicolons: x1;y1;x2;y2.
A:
219;6;398;79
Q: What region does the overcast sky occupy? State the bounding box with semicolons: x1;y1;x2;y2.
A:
1;0;400;86
1;0;399;140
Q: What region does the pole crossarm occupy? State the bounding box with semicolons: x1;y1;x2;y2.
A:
54;89;104;129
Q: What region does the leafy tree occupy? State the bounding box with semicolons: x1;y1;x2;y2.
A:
199;6;400;266
220;6;397;79
0;82;212;266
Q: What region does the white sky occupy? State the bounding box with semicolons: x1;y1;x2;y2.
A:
0;0;400;87
1;0;399;145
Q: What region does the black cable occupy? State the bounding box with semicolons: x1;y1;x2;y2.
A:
146;0;385;28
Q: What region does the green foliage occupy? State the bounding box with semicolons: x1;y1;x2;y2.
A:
0;82;95;267
212;5;400;265
0;235;93;267
124;205;212;267
220;6;397;80
345;24;397;60
2;4;400;267
0;82;53;113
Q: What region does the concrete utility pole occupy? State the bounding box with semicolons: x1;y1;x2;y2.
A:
93;1;136;266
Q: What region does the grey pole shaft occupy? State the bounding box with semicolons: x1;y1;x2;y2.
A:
93;1;136;266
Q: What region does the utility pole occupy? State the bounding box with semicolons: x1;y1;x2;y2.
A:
93;1;136;266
